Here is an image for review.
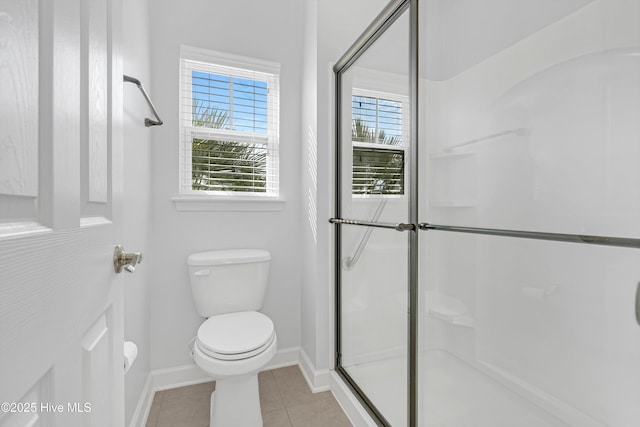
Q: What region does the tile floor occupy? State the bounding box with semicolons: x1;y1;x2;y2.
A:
145;365;353;427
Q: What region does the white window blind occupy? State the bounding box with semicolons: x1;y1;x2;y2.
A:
352;90;408;195
180;48;280;196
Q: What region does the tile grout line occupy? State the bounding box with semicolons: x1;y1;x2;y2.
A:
283;406;295;427
269;367;297;426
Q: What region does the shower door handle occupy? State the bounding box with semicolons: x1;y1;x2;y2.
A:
329;218;415;232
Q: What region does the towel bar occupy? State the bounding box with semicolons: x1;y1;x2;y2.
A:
123;74;163;127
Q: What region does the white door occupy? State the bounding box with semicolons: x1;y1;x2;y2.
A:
0;0;125;426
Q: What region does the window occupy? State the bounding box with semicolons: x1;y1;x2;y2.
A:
352;89;408;195
180;47;280;197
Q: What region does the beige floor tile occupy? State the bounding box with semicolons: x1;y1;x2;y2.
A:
155;404;198;426
150;367;352;427
263;408;293;427
190;394;211;426
272;365;330;407
156;392;210;427
145;391;164;427
156;418;206;427
159;391;209;412
286;392;352;427
162;381;215;401
259;370;285;413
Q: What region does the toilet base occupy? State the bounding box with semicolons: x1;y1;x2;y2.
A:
210;374;262;427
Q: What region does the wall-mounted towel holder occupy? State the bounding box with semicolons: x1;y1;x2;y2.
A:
123;74;163;127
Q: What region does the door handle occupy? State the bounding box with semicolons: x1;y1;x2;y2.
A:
113;245;143;273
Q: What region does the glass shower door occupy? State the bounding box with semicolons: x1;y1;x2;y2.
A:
332;2;414;425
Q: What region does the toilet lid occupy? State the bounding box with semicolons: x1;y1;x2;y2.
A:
197;311;275;358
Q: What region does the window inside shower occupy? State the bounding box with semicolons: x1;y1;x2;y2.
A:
352;90;408;196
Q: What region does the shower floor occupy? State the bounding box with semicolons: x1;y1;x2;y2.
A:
344;349;566;427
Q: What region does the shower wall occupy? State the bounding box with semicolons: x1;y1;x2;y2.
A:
420;0;640;426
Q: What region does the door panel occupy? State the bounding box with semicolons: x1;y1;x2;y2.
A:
0;0;124;425
0;0;39;221
83;0;109;209
336;5;411;426
340;226;409;426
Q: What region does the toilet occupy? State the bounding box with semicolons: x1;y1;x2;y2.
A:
188;249;277;427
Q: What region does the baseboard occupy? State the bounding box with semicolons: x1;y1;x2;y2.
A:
151;363;211;391
151;346;301;391
329;371;377;427
264;346;300;370
128;375;153;427
298;349;331;393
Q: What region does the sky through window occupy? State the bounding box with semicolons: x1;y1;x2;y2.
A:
192;71;268;134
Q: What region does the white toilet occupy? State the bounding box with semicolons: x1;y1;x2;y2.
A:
188;249;277;427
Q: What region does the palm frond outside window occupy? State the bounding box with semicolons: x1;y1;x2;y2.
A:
352;93;407;195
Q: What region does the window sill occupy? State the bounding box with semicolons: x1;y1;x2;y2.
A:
172;194;286;212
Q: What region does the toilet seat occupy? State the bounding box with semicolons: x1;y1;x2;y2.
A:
196;311;275;361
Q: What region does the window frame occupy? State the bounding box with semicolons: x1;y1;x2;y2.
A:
178;46;280;200
351;87;410;198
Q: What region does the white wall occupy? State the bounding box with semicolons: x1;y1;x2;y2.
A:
122;0;152;425
420;0;594;81
300;0;319;366
299;0;391;371
148;0;305;370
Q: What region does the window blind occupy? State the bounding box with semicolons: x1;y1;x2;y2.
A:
352;93;406;195
353;146;405;195
180;53;279;196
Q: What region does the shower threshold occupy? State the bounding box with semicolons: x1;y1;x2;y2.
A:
343;349;569;427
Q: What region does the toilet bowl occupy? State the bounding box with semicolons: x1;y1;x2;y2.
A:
192;312;278;427
187;250;277;427
194;311;277;376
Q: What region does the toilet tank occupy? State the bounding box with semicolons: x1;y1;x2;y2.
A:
187;249;271;317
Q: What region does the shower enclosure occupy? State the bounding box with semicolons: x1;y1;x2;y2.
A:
330;0;640;425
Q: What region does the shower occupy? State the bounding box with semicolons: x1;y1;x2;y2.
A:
330;0;640;425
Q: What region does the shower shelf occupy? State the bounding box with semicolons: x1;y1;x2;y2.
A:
429;310;477;328
426;291;477;329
